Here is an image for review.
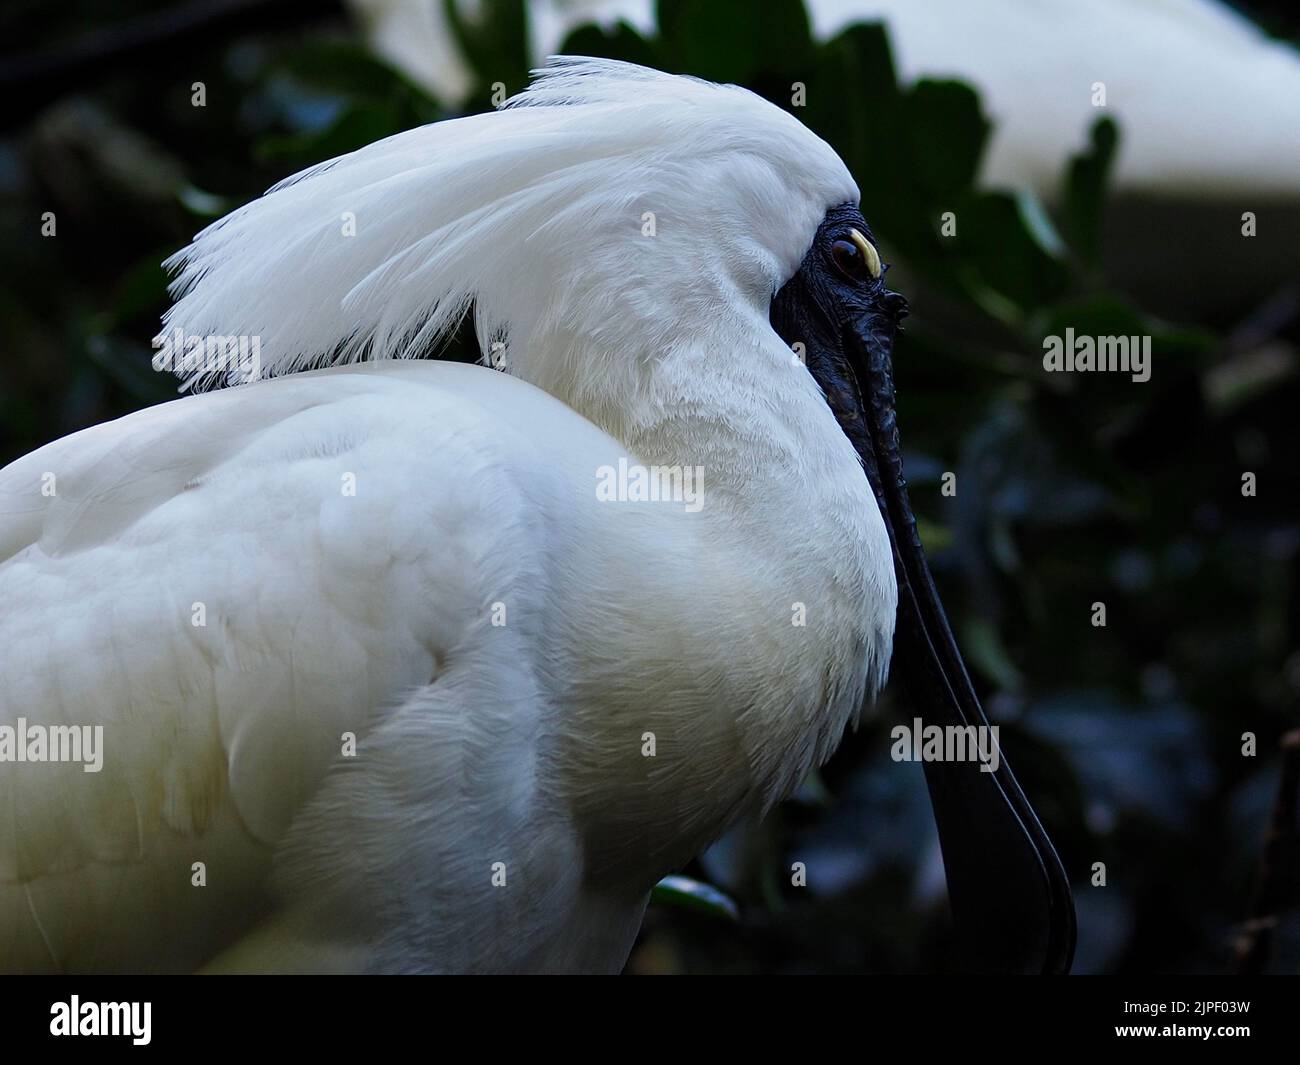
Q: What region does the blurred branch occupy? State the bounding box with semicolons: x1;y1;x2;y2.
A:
0;0;344;131
1235;729;1300;974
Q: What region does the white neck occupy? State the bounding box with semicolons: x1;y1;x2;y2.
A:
547;314;897;887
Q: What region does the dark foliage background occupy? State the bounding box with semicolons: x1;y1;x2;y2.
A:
2;0;1298;973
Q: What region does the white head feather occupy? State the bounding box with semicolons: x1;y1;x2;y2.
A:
159;57;858;408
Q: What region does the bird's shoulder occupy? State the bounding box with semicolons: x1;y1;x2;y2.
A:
0;360;599;971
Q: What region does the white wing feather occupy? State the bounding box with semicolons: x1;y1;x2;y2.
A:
0;361;607;972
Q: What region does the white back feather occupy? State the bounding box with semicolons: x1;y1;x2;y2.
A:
158;57;857;396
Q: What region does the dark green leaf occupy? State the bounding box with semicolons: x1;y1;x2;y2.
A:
1062;116;1119;266
560;20;660;67
650;875;741;921
903;79;989;200
657;0;812;84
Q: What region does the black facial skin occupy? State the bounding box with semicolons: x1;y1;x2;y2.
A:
771;203;1077;975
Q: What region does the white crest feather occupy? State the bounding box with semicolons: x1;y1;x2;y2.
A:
158;56;856;392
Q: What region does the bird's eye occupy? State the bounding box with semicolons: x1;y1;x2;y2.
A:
831;239;863;277
831;228;883;282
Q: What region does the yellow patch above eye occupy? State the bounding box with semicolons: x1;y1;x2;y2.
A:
849;229;882;279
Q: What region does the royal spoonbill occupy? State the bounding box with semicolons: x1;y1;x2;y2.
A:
0;58;1074;974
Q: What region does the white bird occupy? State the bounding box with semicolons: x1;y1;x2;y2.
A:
0;58;1072;974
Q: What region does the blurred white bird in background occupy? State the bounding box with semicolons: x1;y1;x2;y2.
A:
0;58;1072;973
352;0;1300;314
355;0;1300;198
